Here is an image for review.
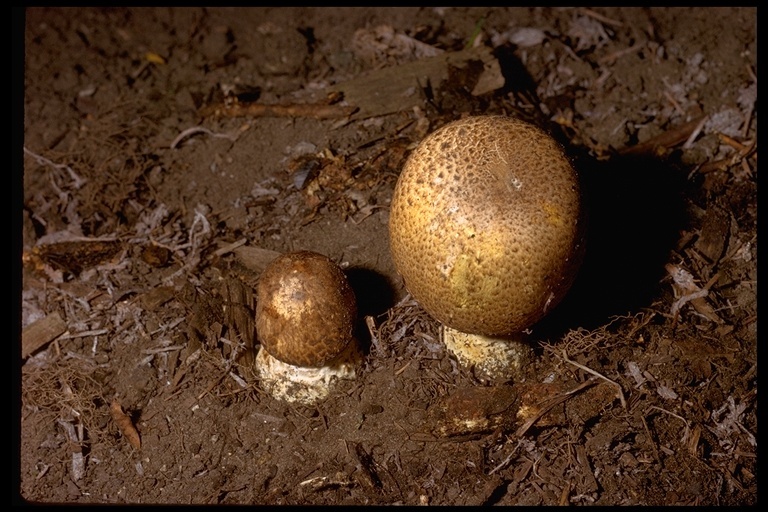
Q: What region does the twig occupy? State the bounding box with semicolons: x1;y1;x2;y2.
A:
169;126;240;149
58;329;110;340
640;414;660;462
577;7;623;27
648;405;691;445
140;345;185;355
228;371;248;389
739;158;754;179
161;206;212;285
23;147;87;189
618;115;707;156
696;158;729;175
663;91;686;116
745;63;756;82
599;42;643;65
199;101;358;120
561;350;627;409
515;378;599;438
197;372;226;400
365;316;382;356
666;264;723;324
682;115;709;149
212;238;248;257
488;439;524;475
626;311;656;339
717;133;753;155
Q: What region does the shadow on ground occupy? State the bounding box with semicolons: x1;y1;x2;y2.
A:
536;151;689;339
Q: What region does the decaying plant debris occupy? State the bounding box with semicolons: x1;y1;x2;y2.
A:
20;7;755;505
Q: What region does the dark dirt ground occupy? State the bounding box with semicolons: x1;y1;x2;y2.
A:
16;7;757;505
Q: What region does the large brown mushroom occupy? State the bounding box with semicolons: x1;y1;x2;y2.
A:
254;250;360;403
388;115;585;379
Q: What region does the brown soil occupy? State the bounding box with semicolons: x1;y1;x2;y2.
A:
18;7;757;505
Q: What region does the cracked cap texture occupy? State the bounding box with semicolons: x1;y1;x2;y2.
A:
389;115;585;335
256;251;357;367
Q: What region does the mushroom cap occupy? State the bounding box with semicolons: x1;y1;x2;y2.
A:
256;251;357;367
389;115;585;336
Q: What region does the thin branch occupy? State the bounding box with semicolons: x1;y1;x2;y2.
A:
23;147;87;189
648;405;691;445
682;115;709;149
169;126;240;149
488;439;524;475
618;115;707;156
578;7;624;27
515;378;599;438
199;101;358;120
561;350;627;409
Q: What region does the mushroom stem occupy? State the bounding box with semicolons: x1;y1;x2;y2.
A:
255;339;361;404
441;326;532;380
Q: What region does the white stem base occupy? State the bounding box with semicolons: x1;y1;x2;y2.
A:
441;326;532;380
255;340;361;404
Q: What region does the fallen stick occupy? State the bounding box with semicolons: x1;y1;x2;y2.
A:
618;115;707;156
561;351;627;409
199;101;358;120
169;126;240;149
514;378;599;438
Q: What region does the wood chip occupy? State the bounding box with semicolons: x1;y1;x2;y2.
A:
21;312;67;359
695;205;730;263
328;45;504;120
136;285;176;311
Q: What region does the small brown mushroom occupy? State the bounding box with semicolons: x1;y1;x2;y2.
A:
254;250;361;403
388;115;585;379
